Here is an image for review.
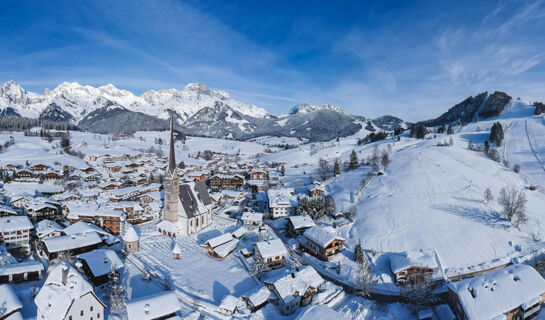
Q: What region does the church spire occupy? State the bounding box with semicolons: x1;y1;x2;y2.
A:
168;115;176;175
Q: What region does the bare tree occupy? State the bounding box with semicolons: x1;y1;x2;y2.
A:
318;158;330;181
355;250;374;298
498;187;527;226
249;253;270;280
483;188;493;204
381;151;391;171
513;164;521;173
107;272;126;309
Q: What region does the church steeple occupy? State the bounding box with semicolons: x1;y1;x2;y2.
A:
168;115;176;175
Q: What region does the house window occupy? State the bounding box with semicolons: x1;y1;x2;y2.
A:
98;313;100;318
90;306;93;311
69;317;72;320
81;310;84;316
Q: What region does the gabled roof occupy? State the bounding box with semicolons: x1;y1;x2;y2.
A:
0;284;23;317
390;250;439;274
255;239;287;259
303;227;344;248
0;216;33;232
265;266;324;303
125;291;180;320
288;215;315;230
77;249;124;277
35;264;103;320
43;232;102;253
447;264;545;319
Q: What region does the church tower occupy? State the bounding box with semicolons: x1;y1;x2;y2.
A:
163;116;179;223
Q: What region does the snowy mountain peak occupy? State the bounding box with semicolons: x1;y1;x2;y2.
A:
183;82;211;95
288;103;344;115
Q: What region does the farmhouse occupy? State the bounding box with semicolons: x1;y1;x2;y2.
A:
390;250;441;285
249;169;268;180
24;200;58;222
299;227;345;261
35;264;105;320
0;205;17;217
286;215;316;237
241;286;274;312
447;264;545;320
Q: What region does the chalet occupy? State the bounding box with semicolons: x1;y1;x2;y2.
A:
250;169;268;180
109;186;141;202
42;232;102;260
209;174;245;191
447;264;545;320
53;192;80;202
99;182;119;190
309;185;325;196
254;239;287;269
140;183;162;194
0;205;17;217
0;260;44;283
16;169;35;180
241;211;264;228
125;291;181;320
267;188;298;219
35;219;64;239
80;166;94;173
299;227;345;261
205;233;239;259
264;266;324;315
188;170;210;182
0;284;23;319
286;215;316;237
0;216;33;249
24;201;58;222
138;191;161;204
29;163;48;171
42;171;59;180
136;176;147;185
35;264;105;320
9;196;28;209
103;164;122;172
36;185;64;196
241;286;274;312
77;249;124;290
5;164;19;171
390;250;441;285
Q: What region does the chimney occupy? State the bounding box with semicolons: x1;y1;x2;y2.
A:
61;265;68;286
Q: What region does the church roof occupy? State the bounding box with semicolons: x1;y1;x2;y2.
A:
177;181;211;219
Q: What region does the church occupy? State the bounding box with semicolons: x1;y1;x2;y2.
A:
157;117;213;237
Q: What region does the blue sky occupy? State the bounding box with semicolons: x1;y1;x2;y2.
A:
1;0;545;121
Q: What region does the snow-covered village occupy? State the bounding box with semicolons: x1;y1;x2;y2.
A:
2;1;545;319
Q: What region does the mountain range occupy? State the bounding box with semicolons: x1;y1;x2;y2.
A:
0;80;519;142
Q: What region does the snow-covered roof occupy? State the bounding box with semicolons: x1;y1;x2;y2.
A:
390;250;439;274
172;243;182;255
303;227;344;248
231;226;246;239
0;205;17;215
24;200;57;212
295;305;343;320
265;266;324;303
0;284;23;317
35;219;63;238
213;238;239;258
267;188;297;207
125;291;180;320
242;286;273;307
123;226;140;242
288;215;316;230
0;216;33;232
77;249;124;277
0;260;44;276
219;295;239;313
241;211;263;222
206;233;234;248
43;232;102;253
64;221;110;236
255;239;287;259
447;264;545;319
35;264;102;320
